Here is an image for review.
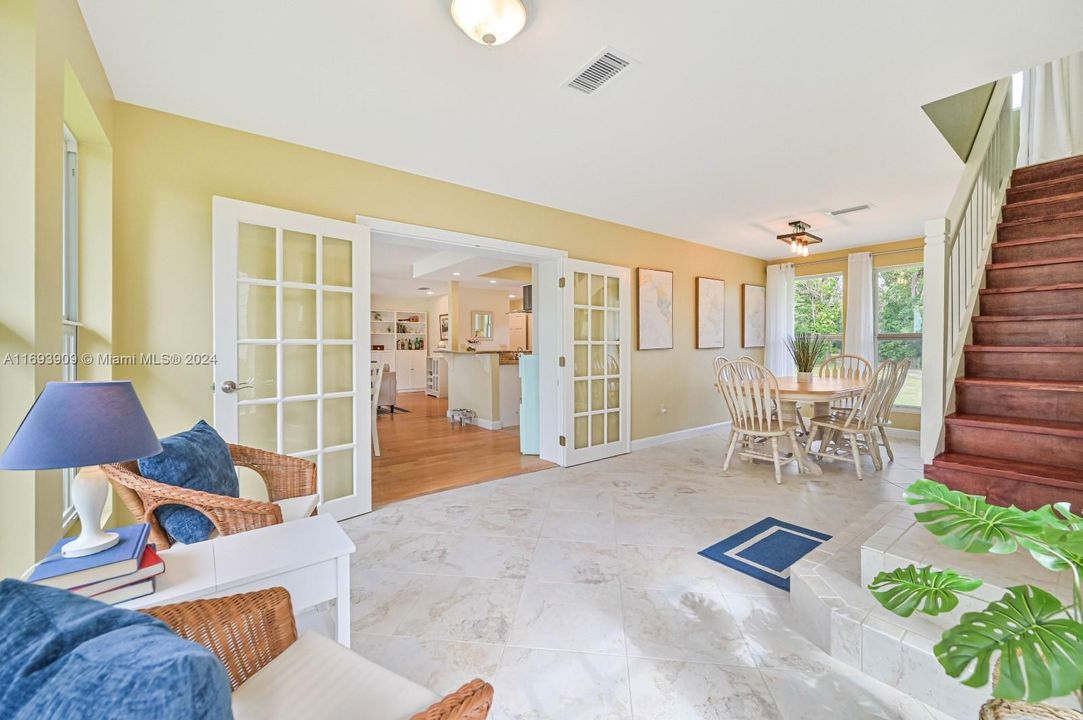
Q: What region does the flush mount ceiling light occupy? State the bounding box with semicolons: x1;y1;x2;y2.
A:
449;0;528;46
777;220;823;258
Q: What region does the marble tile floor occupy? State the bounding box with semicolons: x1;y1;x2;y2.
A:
342;430;954;720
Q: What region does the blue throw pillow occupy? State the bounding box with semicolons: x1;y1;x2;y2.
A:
138;420;239;544
0;579;232;720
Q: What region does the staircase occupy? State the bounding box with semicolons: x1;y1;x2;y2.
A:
925;152;1083;510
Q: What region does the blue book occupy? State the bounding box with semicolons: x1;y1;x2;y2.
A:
29;523;151;590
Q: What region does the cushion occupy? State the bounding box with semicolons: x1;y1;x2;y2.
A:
138;420;239;544
231;631;439;720
0;579;231;720
273;494;319;522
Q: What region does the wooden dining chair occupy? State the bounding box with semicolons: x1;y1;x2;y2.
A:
874;358;910;462
806;362;896;480
371;365;384;458
716;359;804;484
819;354;873;415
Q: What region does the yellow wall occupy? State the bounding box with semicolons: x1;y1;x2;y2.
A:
0;0;115;576
775;237;924;431
112;103;767;445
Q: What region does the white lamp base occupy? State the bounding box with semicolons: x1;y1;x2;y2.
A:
62;467;119;558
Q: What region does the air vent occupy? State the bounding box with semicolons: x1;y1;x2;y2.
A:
566;49;632;95
827;204;872;217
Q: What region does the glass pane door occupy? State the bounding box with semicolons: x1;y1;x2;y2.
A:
214;198;371;519
563;260;630;465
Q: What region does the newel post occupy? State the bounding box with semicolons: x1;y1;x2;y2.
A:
921;218;950;464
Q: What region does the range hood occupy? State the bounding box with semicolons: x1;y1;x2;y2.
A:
521;285;533;313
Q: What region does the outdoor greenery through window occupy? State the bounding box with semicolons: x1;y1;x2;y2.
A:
794;273;843;363
876;264;923;407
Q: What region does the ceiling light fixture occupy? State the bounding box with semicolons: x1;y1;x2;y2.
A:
452;272;461;276
489;279;497;284
449;0;528;47
777;220;822;258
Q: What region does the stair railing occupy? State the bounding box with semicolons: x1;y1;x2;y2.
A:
921;77;1014;463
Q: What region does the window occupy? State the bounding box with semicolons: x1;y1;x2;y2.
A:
794;273;844;360
62;125;79;521
875;264;923;408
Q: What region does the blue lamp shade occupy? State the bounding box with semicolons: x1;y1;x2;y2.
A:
0;381;163;470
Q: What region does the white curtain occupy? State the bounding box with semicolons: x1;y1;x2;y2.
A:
764;263;795;377
844;252;876;364
1018;51;1083;167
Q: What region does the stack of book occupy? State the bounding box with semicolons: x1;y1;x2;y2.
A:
28;523;165;605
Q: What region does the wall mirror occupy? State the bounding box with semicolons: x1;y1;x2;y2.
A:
470;310;494;339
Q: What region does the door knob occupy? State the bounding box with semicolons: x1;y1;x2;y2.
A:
221;379;254;394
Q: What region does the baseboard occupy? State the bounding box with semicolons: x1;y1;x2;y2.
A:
445;410;502;431
631;421;730;451
884;426;920;440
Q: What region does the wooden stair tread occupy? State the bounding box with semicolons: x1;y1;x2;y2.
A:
972;313;1083;323
946;412;1083;438
998;208;1083;229
1012;155;1083;181
1009;173;1083;196
978;282;1083;295
1005;189;1083;209
930;452;1083;486
994;233;1083;249
965;344;1083;353
986;255;1083;270
955;377;1083;392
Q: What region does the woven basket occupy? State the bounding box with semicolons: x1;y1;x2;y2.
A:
979;699;1083;719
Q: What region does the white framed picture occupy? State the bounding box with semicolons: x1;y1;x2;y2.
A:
742;283;766;348
637;268;674;350
696;277;725;349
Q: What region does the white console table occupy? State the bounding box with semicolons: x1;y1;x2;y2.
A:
119;514;355;646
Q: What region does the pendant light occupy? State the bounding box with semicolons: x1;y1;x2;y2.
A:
449;0;528;46
777;220;823;256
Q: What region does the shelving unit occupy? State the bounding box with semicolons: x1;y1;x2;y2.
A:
371;310;428;391
426;356;448;398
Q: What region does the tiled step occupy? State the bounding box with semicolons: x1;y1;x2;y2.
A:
1012;153;1083;186
955;377;1083;422
992;234;1083;263
944;413;1083;470
997;210;1083;242
963;345;1083;381
925;452;1083;510
972;313;1083;346
984;256;1083;288
1002;190;1083;222
978;282;1083;315
1008;172;1083;204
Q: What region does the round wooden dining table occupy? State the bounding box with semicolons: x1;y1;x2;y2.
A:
772;375;867;476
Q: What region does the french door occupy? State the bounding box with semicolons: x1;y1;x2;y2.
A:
212;198;371;519
561;259;631;465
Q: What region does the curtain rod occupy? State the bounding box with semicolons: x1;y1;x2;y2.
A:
770;246;921;268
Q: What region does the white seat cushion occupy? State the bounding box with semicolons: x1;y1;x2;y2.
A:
274;493;319;522
231;632;440;720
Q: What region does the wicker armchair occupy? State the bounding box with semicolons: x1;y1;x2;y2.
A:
102;443;318;549
143;588;494;720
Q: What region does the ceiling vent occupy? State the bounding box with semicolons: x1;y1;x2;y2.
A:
827;204;872;217
566;49;633;95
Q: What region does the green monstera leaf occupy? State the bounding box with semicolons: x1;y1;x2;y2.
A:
935;585;1083;702
868;564;982;618
905;480;1043;554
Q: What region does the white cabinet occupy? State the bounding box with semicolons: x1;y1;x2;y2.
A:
395;350;427;391
427;356;448;398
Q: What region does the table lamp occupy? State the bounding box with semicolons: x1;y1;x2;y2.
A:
0;381;162;558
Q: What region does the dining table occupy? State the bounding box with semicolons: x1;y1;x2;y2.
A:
771;375;867;476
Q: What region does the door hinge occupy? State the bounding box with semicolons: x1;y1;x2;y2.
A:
558;356;566;367
558;276;566;288
559;435;566;447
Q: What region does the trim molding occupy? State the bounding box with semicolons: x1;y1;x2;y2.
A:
631;421;730;451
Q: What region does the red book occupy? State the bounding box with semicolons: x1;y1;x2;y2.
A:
70;546;165;598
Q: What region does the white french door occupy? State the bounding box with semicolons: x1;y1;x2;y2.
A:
561;259;631;465
212;198;371;519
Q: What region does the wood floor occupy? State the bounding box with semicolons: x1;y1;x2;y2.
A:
371;391;554;506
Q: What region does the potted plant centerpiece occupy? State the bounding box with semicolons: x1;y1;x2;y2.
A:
785;332;830;383
868;479;1083;719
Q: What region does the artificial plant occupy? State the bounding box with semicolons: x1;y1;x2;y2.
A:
868;479;1083;707
785;332;830;373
